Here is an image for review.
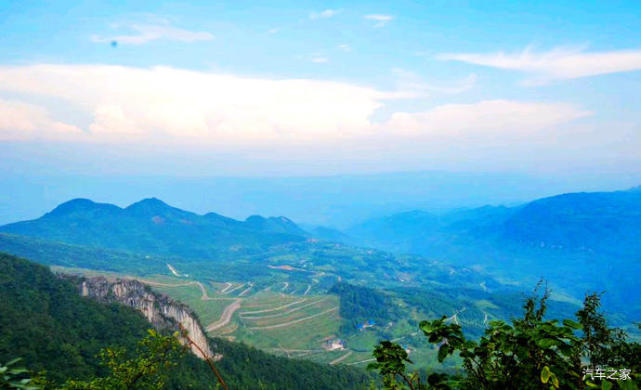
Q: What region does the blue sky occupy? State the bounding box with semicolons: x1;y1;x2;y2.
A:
1;0;641;178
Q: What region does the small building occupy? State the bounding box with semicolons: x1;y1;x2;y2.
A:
358;320;376;331
323;338;345;351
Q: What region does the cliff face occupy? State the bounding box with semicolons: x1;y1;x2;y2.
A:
76;276;214;360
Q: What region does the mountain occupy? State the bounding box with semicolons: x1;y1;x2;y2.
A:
346;206;514;256
0;252;372;388
0;198;308;259
346;189;641;318
501;190;641;254
349;188;641;259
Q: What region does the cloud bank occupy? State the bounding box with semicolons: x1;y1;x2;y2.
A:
0;64;589;147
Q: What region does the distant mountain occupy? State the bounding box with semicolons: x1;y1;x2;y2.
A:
0;198;308;259
502;191;641;254
346;189;641;317
349;188;641;259
346;206;515;255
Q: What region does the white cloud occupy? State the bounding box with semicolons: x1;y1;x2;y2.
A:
338;44;351;52
0;99;83;140
0;65;383;143
385;100;591;136
309;9;340;20
0;64;590;148
439;46;641;83
91;23;214;45
364;14;393;27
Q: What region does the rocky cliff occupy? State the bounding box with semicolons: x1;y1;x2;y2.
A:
74;276;214;360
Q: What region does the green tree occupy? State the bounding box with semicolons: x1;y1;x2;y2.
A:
59;329;185;390
370;289;641;390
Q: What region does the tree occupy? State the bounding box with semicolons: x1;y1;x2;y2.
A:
59;329;185;390
370;289;641;389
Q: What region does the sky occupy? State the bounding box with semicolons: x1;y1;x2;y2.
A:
1;0;641;220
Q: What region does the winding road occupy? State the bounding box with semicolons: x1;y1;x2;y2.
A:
329;351;353;365
239;299;307;316
241;298;329;320
248;307;338;330
206;299;243;332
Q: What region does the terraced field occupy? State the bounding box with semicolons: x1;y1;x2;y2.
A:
50;264;487;369
111;266;347;362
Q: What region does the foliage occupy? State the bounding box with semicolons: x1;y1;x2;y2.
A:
0;253;372;389
330;282;399;332
370;288;641;389
0;358;39;390
0;252;151;384
59;330;184;390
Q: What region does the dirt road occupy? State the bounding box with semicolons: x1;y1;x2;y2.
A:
248;307;337;330
206;299;242;332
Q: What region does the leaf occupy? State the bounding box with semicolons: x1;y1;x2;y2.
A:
619;380;639;390
562;319;582;329
537;338;559;349
601;380;613;390
6;358;22;366
437;345;449;362
551;373;559;389
541;366;551;383
419;321;435;334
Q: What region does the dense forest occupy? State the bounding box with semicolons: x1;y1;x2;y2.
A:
330;282;401;333
0;253;372;389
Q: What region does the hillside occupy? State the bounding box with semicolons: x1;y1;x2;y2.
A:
346;188;641;319
0;198;307;259
0;252;373;389
0;227;547;371
502;190;641;254
349;188;641;259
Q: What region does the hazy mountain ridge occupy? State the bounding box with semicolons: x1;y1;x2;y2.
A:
0;197;308;259
348;188;641;257
345;188;641;319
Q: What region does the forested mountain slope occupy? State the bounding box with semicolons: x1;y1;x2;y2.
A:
0;253;372;389
0;198;307;259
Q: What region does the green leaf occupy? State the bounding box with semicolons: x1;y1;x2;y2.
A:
437;345;449;362
619;380;639;390
541;366;551;383
551;373;559;389
537;338;558;349
601;380;613;390
6;358;22;366
562;319;582;329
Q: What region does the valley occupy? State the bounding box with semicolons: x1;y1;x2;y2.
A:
1;190;639;377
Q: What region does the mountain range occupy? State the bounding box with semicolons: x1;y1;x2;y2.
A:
346;188;641;262
1;188;640;319
345;188;641;317
0;197;306;260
